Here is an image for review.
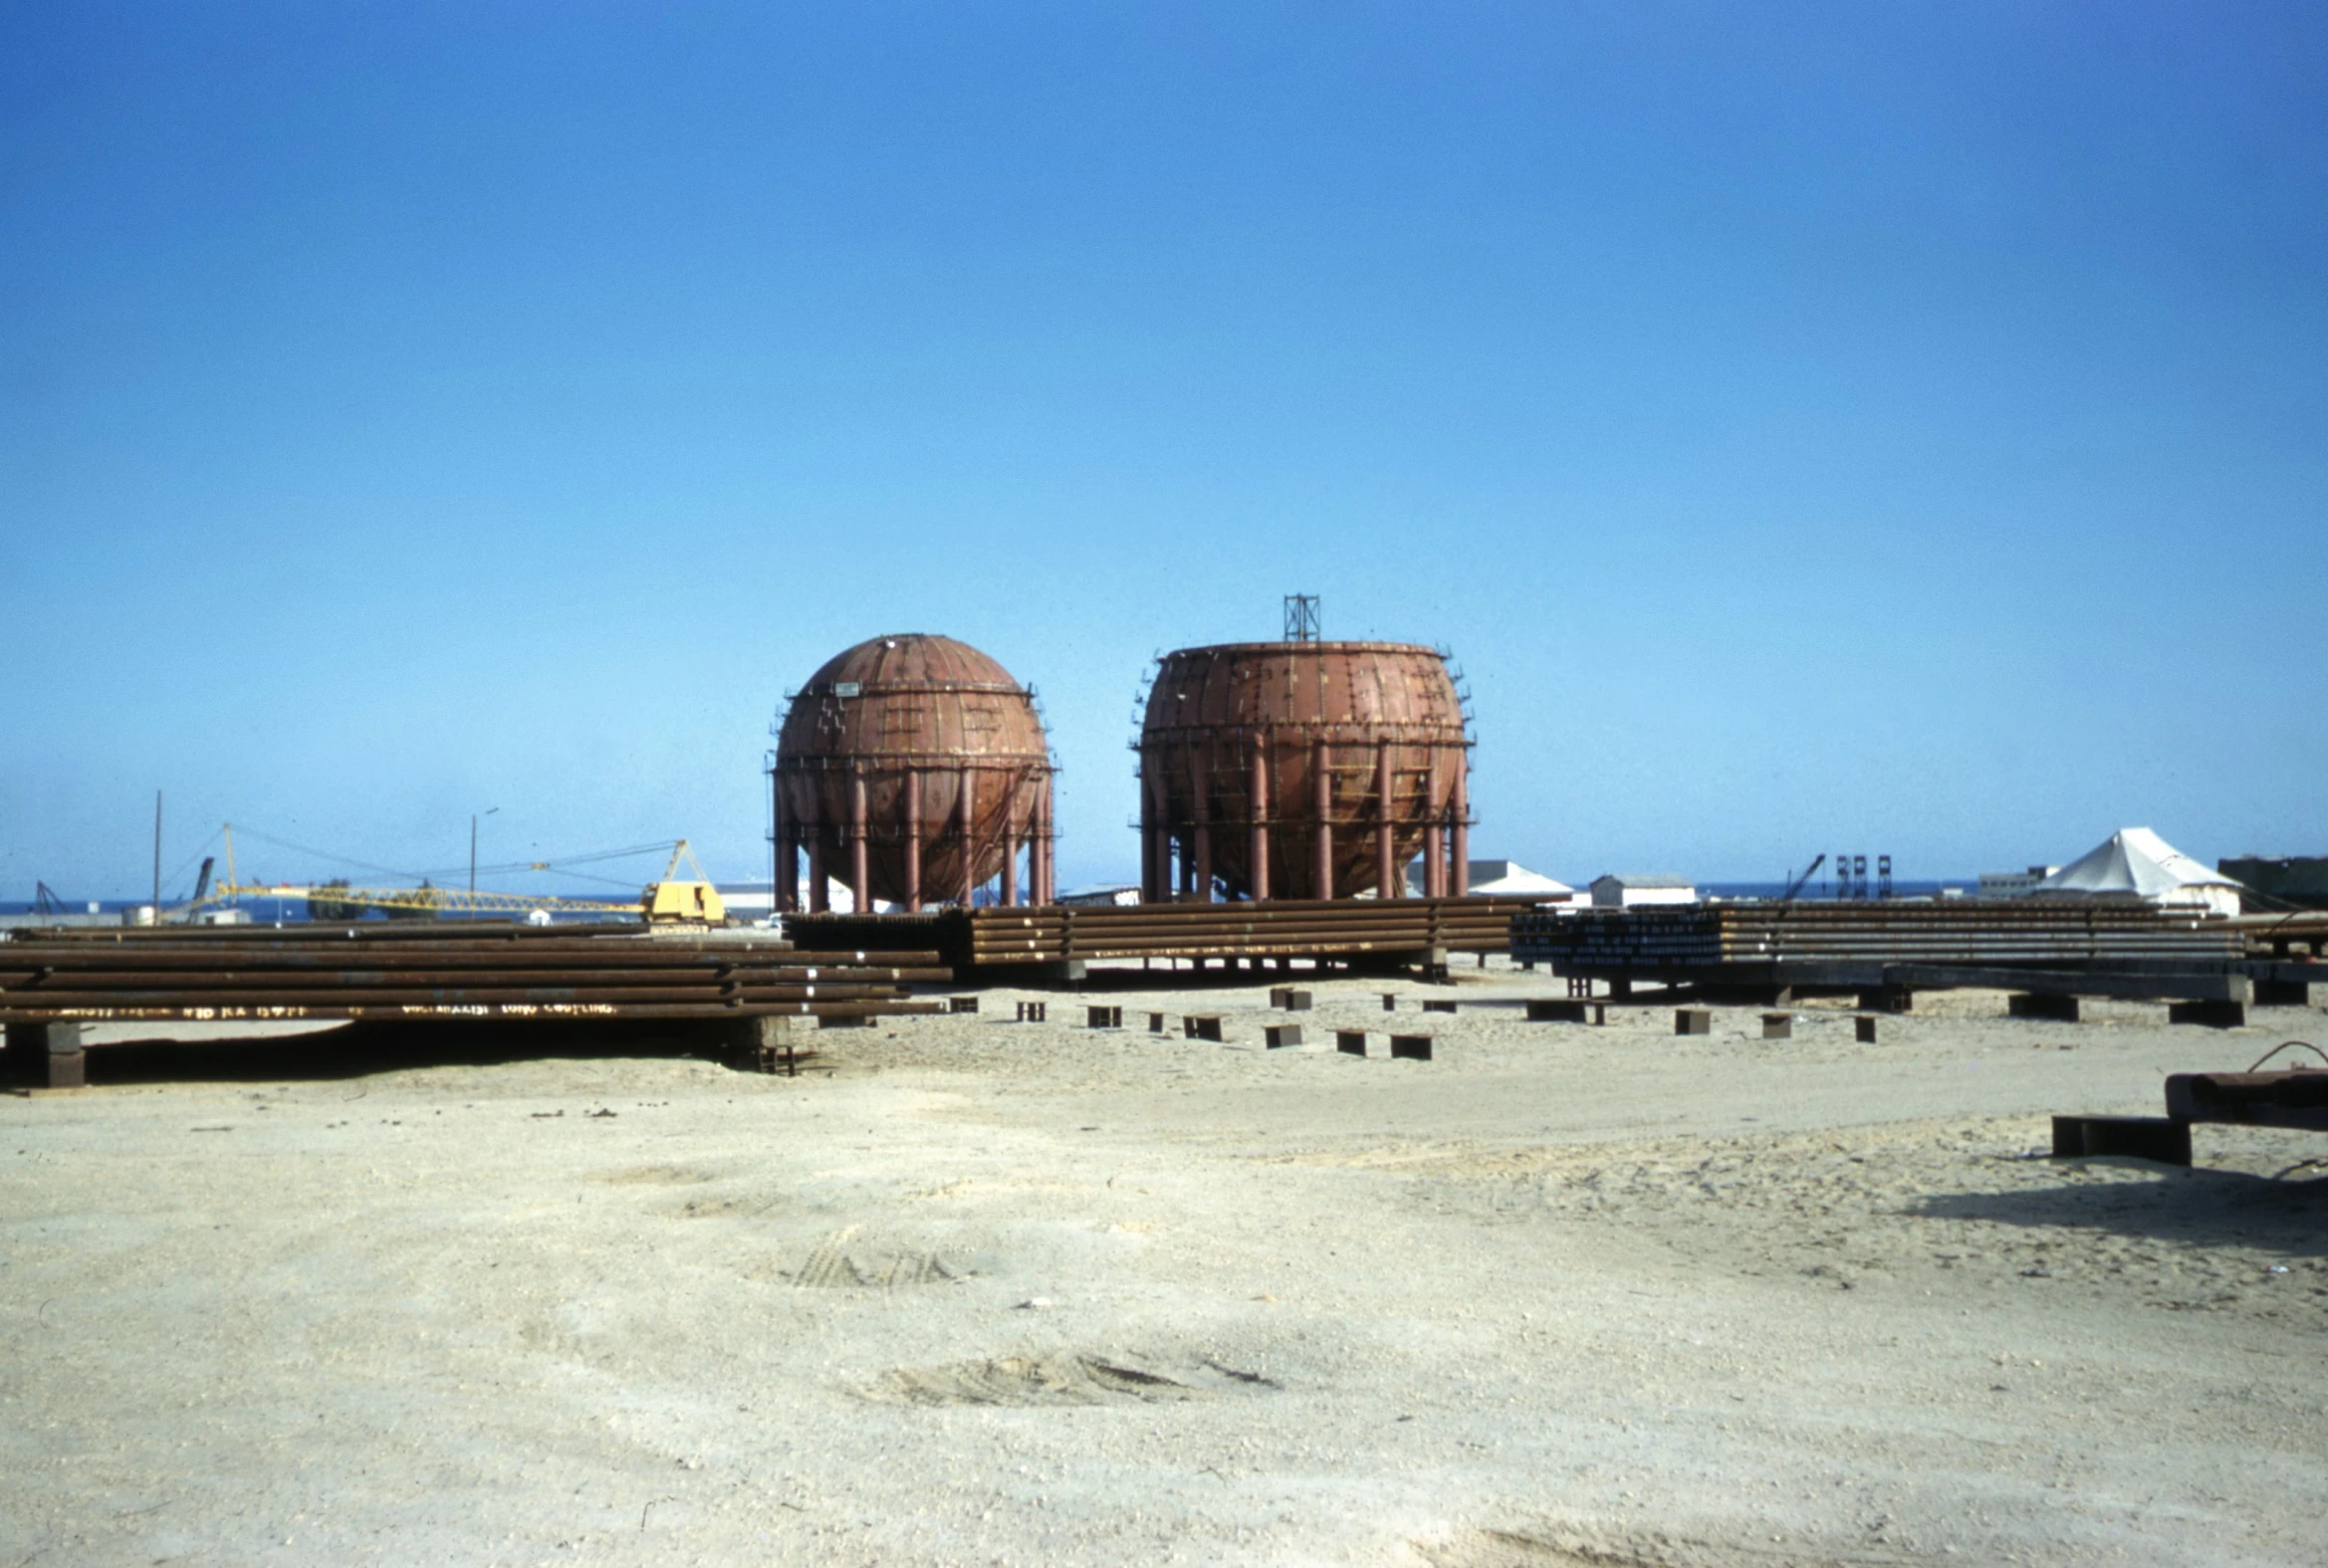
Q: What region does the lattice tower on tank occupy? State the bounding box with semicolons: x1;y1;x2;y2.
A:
772;634;1055;913
1136;639;1472;902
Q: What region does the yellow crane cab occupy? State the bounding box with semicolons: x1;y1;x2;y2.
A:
641;840;726;924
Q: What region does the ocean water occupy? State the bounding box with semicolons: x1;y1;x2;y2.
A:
0;896;593;923
0;897;150;917
1700;879;1975;902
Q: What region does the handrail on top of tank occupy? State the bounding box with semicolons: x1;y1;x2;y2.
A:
793;678;1031;698
773;752;1052;772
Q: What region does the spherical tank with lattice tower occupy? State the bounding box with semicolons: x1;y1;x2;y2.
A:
772;634;1055;913
1136;622;1473;903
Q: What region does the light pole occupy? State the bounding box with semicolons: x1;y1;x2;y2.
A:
471;807;500;895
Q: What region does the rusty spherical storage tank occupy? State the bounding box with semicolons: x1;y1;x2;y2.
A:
773;634;1054;913
1137;639;1471;902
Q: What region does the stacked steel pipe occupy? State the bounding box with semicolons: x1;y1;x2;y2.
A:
1513;902;2243;971
0;922;947;1025
2231;912;2328;957
789;896;1541;970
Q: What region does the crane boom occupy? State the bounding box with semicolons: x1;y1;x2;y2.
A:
185;824;717;922
225;883;640;918
1777;853;1827;902
642;839;725;923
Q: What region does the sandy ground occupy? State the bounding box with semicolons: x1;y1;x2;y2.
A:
3;962;2325;1567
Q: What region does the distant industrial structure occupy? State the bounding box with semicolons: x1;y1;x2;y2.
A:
771;634;1056;913
2217;854;2328;911
1136;596;1473;903
1979;866;2059;897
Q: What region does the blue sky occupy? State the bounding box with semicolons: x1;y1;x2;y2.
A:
3;1;2322;900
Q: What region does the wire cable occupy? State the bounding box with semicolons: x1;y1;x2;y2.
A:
452;843;675;880
159;828;224;901
230;826;424;880
231;826;677;886
2243;1039;2328;1072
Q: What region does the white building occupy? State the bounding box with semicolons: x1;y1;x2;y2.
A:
1060;884;1143;907
718;881;778;921
1978;866;2059;898
1589;874;1697;909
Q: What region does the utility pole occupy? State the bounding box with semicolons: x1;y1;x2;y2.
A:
470;806;499;894
152;790;162;915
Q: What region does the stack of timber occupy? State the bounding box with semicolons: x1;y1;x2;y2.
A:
0;921;947;1026
1513;901;2252;1003
2053;1068;2328;1167
788;897;1542;971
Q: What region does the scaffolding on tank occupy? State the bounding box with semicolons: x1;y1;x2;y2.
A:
769;636;1057;917
1133;600;1474;906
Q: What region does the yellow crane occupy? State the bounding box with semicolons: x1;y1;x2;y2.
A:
199;827;726;924
640;839;726;923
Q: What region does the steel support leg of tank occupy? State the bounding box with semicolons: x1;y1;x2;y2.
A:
1140;777;1161;902
1312;741;1333;899
1375;745;1397;898
772;776;792;913
1026;787;1043;906
849;772;871;914
1424;763;1446;898
807;815;829;913
1148;772;1171;902
1450;768;1469;897
775;828;799;915
957;768;976;907
904;773;923;912
1002;830;1020;907
1192;742;1215;902
1035;782;1054;905
1249;745;1271;901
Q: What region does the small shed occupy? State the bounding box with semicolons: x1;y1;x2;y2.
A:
1590;874;1697;909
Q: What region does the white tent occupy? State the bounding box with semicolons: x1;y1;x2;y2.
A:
2033;827;2242;917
